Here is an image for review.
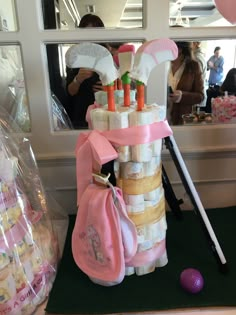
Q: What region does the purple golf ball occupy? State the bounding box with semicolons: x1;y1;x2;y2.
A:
180;268;204;293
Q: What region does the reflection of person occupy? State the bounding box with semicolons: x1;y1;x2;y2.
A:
192;42;207;81
168;41;204;125
205;68;236;113
220;68;236;95
192;41;207;107
207;46;224;86
66;14;105;129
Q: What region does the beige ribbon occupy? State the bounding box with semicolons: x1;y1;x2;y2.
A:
116;168;162;195
128;197;165;227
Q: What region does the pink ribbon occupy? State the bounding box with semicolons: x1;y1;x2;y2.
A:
76;120;172;204
103;120;172;146
76;130;118;203
126;239;166;267
0;264;54;314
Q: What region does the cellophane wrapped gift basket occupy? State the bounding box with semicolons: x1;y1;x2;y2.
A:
0;109;59;314
66;39;178;285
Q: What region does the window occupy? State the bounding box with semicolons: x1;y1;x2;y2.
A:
0;0;236;159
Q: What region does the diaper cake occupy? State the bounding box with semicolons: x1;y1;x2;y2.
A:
211;93;236;123
66;39;178;284
0;117;58;314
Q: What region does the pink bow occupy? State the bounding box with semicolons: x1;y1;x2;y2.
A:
76;130;118;203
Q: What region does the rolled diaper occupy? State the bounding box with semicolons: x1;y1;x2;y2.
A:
90;108;109;131
109;108;132;129
113;160;120;179
119;161;144;179
114;90;136;106
143;157;160;177
145;215;167;243
124;193;144;206
135;216;168;276
144;185;163;202
134;217;167;276
129;108;154;162
94;90;136;107
129;107;154;126
146;103;166;122
135;261;156;276
125;266;135;276
145;104;165;156
114;90;124;105
117;166;162;195
109;107;134;162
124;193;145;213
155;250;168;267
94;91;109;106
116;146;131;163
152;140;162;156
126;203;145;213
128;195;167;276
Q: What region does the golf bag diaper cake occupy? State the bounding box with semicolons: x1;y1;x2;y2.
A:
66;39;178;285
0;113;58;314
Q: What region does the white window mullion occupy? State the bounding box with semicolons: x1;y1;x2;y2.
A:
15;0;53;154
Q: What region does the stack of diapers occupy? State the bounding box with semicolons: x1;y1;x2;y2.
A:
0;112;58;314
90;103;168;276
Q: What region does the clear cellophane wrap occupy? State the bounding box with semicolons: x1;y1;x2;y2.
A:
90;100;168;276
0;110;59;315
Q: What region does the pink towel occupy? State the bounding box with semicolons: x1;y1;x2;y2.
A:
72;183;137;286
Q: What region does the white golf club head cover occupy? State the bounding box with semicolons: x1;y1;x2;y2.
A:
65;42;119;85
130;38;178;84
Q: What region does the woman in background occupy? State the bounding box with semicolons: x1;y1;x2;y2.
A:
205;68;236;113
220;68;236;95
66;14;105;129
168;41;204;125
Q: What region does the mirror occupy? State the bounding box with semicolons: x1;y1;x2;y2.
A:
169;0;233;27
0;0;18;31
46;41;142;130
0;45;31;132
42;0;143;30
167;39;236;126
46;39;236;130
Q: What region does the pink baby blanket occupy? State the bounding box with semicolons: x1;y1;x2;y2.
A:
72;181;137;286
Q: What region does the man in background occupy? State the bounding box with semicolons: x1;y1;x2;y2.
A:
207;46;224;86
205;46;224;112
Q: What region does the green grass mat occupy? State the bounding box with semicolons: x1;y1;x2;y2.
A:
46;206;236;314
